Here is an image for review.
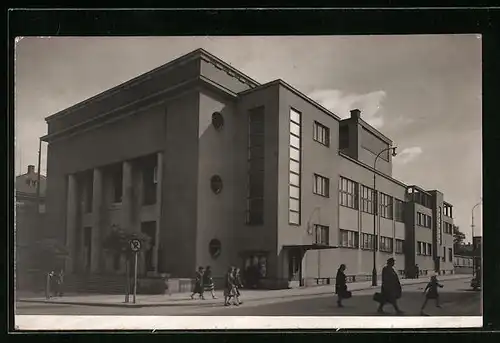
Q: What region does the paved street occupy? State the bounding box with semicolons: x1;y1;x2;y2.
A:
16;278;480;316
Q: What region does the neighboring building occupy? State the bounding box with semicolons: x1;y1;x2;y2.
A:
15;164;47;289
41;49;455;289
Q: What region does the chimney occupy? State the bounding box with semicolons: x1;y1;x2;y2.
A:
27;165;35;174
350;109;361;119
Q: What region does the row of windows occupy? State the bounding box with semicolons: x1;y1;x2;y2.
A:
289;108;302;225
333;229;405;254
443;221;453;234
338;176;405;222
314;224;329;245
440;247;454;262
416;212;432;228
417;241;432;256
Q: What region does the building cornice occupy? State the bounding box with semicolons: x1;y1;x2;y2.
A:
339;151;408;188
358;118;393;144
45;48;259;124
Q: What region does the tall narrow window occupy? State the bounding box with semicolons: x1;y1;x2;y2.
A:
289;108;301;224
313;174;329;197
394;199;405;222
313;121;330;146
247;106;265;225
339;177;358;209
361;185;375;214
379;193;393;219
314;225;329;245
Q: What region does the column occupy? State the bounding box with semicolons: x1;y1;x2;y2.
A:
65;174;78;273
153;152;163;273
122;161;133;232
90;168;103;273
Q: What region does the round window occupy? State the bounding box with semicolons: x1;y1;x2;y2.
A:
210;175;223;194
209;239;222;259
212;112;224;130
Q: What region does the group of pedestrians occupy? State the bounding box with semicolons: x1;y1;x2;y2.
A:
334;257;445;315
190;265;244;306
190;266;217;300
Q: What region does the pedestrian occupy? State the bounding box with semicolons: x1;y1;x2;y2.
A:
190;266;205;300
377;257;404;315
46;271;55;299
420;274;444;315
223;266;237;306
203;266;217;299
335;264;351;307
56;269;64;297
415;264;420;279
233;267;243;305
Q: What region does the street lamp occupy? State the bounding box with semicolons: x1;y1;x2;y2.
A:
471;199;482;276
372;146;398;286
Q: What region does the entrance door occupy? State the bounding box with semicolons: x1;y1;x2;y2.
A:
141;221;156;272
83;227;92;273
288;248;303;284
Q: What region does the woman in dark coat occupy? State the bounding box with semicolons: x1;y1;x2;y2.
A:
224;266;237;306
190;266;205;300
335;264;348;307
233;267;243;305
203;266;217;299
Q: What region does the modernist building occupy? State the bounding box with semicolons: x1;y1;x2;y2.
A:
15;165;47;289
42;49;455;288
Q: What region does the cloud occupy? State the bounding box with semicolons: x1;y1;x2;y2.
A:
394;146;423;164
308;89;387;128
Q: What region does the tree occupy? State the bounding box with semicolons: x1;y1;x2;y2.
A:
102;225;151;268
453;225;466;252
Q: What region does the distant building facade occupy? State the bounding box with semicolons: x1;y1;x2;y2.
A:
15;165;46;288
41;49;455;288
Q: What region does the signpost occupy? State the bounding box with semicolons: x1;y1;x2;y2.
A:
129;238;141;304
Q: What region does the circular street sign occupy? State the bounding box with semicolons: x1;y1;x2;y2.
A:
130;239;141;252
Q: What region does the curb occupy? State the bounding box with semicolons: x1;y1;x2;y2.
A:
18;276;470;308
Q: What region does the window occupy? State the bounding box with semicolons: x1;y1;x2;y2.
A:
379;193;393;219
416;212;431;228
361;233;377;250
313;121;330;146
314;225;329;245
444;203;453;218
442;247;446;262
417;241;431;256
212;112;224;130
395;239;404;254
289;108;302;224
448;248;453;262
361;185;375;214
339;229;359;248
339;177;358;209
379;236;393;253
313;174;329;197
210;175;223;194
143;161;157;205
247;107;265;225
339;125;349;149
394;199;405;222
443;222;453;234
112;168;123;203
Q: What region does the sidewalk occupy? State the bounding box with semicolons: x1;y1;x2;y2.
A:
17;274;470;308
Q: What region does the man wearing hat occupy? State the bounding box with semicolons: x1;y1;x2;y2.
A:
377;257;404;314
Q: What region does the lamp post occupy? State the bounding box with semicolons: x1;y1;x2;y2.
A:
471;199;482;277
372;146;398;286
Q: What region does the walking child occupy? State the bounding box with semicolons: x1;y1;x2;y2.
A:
420;274;444;315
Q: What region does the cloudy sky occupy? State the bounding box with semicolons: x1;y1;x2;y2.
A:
14;35;482;241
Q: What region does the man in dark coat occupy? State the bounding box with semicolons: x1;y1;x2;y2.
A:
377;258;404;314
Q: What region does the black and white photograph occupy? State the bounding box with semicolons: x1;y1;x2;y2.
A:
13;35;482;330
